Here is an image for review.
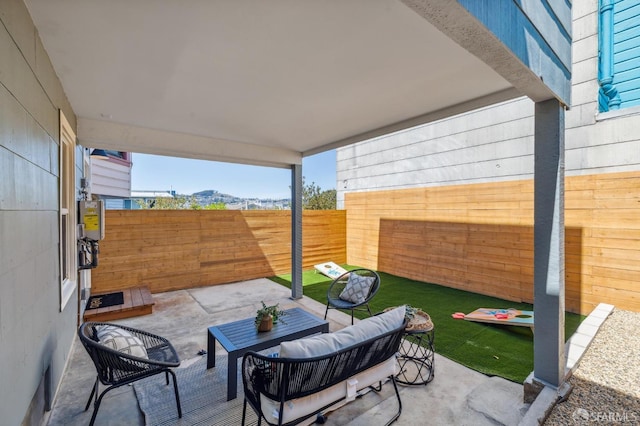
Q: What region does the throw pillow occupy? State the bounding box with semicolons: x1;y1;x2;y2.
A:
96;325;148;359
338;273;375;304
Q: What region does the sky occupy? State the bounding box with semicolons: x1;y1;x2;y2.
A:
130;149;336;199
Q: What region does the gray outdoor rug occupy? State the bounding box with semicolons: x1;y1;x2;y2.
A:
134;355;259;426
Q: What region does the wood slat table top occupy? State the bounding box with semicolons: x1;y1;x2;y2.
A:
208;307;328;353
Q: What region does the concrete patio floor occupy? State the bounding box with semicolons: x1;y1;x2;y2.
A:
46;278;531;426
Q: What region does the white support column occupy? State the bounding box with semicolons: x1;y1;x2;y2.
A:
291;164;303;299
532;99;566;388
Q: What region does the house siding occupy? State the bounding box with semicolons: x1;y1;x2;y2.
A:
90;157;132;198
0;0;78;425
337;0;640;314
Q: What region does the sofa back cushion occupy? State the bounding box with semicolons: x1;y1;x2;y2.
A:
279;305;405;358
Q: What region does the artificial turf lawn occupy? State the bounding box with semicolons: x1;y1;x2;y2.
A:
270;265;585;384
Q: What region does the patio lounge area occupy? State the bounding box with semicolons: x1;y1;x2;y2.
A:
3;2;582;423
46;278;532;426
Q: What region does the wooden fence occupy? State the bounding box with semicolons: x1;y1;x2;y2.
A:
91;210;346;294
92;171;640;315
344;171;640;315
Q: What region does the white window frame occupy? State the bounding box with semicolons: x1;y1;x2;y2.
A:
60;111;77;310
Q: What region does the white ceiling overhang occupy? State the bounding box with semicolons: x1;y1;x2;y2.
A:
25;0;568;168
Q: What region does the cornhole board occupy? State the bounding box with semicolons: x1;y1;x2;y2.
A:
314;262;348;279
464;308;534;330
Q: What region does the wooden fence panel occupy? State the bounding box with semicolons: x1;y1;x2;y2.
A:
346;171;640;315
91;210;346;294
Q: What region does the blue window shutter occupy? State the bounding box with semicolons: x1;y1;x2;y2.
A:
613;0;640;108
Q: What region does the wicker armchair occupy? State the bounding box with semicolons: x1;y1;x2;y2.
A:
78;322;182;426
324;268;381;325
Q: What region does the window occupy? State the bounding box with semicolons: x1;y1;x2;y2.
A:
90;149;131;164
599;0;640;111
60;111;76;310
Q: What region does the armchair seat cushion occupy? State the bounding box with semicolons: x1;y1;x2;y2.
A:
338;273;375;304
96;325;148;359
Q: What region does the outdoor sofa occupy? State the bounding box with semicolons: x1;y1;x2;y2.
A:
241;305;407;426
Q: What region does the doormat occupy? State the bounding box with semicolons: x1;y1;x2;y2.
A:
86;292;124;310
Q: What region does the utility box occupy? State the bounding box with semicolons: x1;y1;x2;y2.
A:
79;200;105;241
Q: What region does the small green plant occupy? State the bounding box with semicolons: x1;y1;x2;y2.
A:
404;305;420;320
254;301;287;329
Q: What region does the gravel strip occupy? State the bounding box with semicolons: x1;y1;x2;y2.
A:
545;309;640;425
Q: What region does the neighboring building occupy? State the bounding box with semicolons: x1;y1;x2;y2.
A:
337;0;640;315
89;148;133;206
129;190;176;209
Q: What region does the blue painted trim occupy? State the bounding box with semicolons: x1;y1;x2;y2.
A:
458;0;572;106
599;0;621;111
612;0;640;109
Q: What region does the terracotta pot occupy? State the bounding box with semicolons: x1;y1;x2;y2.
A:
258;315;273;332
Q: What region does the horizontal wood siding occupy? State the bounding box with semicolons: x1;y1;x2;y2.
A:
90;158;131;197
345;171;640;315
91;210;346;294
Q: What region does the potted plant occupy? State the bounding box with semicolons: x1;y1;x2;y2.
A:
254;301;287;332
384;304;433;331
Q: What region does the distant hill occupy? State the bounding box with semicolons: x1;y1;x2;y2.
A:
192;189;242;204
192;189;237;199
191;189;290;210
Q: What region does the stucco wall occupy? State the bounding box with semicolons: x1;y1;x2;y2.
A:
337;1;640;207
0;1;78;425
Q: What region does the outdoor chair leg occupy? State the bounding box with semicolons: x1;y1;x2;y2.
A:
366;304;373;317
385;377;403;426
84;377;98;411
324;304;330;320
88;384;113;426
369;380;383;392
168;369;182;418
242;399;262;426
242;399;247;425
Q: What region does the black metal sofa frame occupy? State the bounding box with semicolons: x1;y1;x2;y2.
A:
241;318;407;426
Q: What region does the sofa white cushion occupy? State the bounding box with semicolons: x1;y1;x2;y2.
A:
338;273;375;304
279;305;405;358
260;355;397;425
96;325;148;359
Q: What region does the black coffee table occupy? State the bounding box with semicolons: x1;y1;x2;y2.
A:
207;307;329;400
